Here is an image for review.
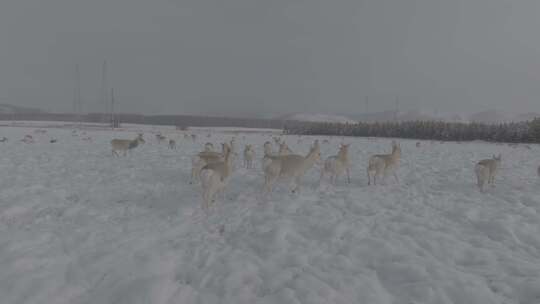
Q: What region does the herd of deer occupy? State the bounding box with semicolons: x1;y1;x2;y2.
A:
109;132;535;209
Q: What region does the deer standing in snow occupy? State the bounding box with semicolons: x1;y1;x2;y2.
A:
200;143;233;209
243;144;255;169
111;133;145;157
156;134;166;144
367;141;401;185
263;141;321;194
320;144;351;185
168;139;176;150
475;154;501;192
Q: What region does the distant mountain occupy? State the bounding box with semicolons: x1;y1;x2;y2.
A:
0;104;44;114
350;109;467;123
276;109;540;124
350;109;539;124
277;113;357;124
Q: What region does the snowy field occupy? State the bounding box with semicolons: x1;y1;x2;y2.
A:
1;122;540;304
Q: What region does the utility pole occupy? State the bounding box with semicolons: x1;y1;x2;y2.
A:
394;96;400;121
100;60;108;123
110;88;115;129
74;64;81;127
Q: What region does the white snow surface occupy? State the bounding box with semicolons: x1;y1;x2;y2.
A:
1;123;540;304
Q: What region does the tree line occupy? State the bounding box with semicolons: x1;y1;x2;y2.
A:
284;118;540;143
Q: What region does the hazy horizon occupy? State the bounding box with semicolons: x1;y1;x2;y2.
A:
2;0;540;117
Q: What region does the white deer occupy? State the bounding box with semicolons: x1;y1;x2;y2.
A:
200;143;233;209
156;134;166;144
475;154;501;192
263;141;321;194
278;142;293;156
243;144;255;169
190;143;226;184
111;133;145;157
320;143;351;185
367;141;401;185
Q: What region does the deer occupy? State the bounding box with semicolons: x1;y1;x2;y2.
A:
200;143;233;209
320;144;351;185
475;154;501;192
191;134;197;142
243;144;255;169
278;142;293;156
204;142;214;152
0;137;7;143
190;143;227;184
111;133;145;157
261;141;274;171
367;141;401;185
21;135;35;144
156;134;166;144
168;139;176;150
263;140;321;194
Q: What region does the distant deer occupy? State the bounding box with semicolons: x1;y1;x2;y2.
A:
416;142;421;148
367;141;401;185
263;141;321;194
191;134;197;142
200;143;233;209
111;133;145;157
320;144;351;185
0;137;7;143
243;144;255;169
156;134;166;144
475;154;501;192
168;139;176;150
21;135;34;144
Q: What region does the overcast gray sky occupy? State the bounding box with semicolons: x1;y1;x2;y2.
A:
1;0;539;117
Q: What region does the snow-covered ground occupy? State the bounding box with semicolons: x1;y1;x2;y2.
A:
1;123;539;304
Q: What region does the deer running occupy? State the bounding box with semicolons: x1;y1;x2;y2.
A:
263;140;321;194
475;154;501;192
190;143;227;184
367;141;401;185
200;143;233;209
